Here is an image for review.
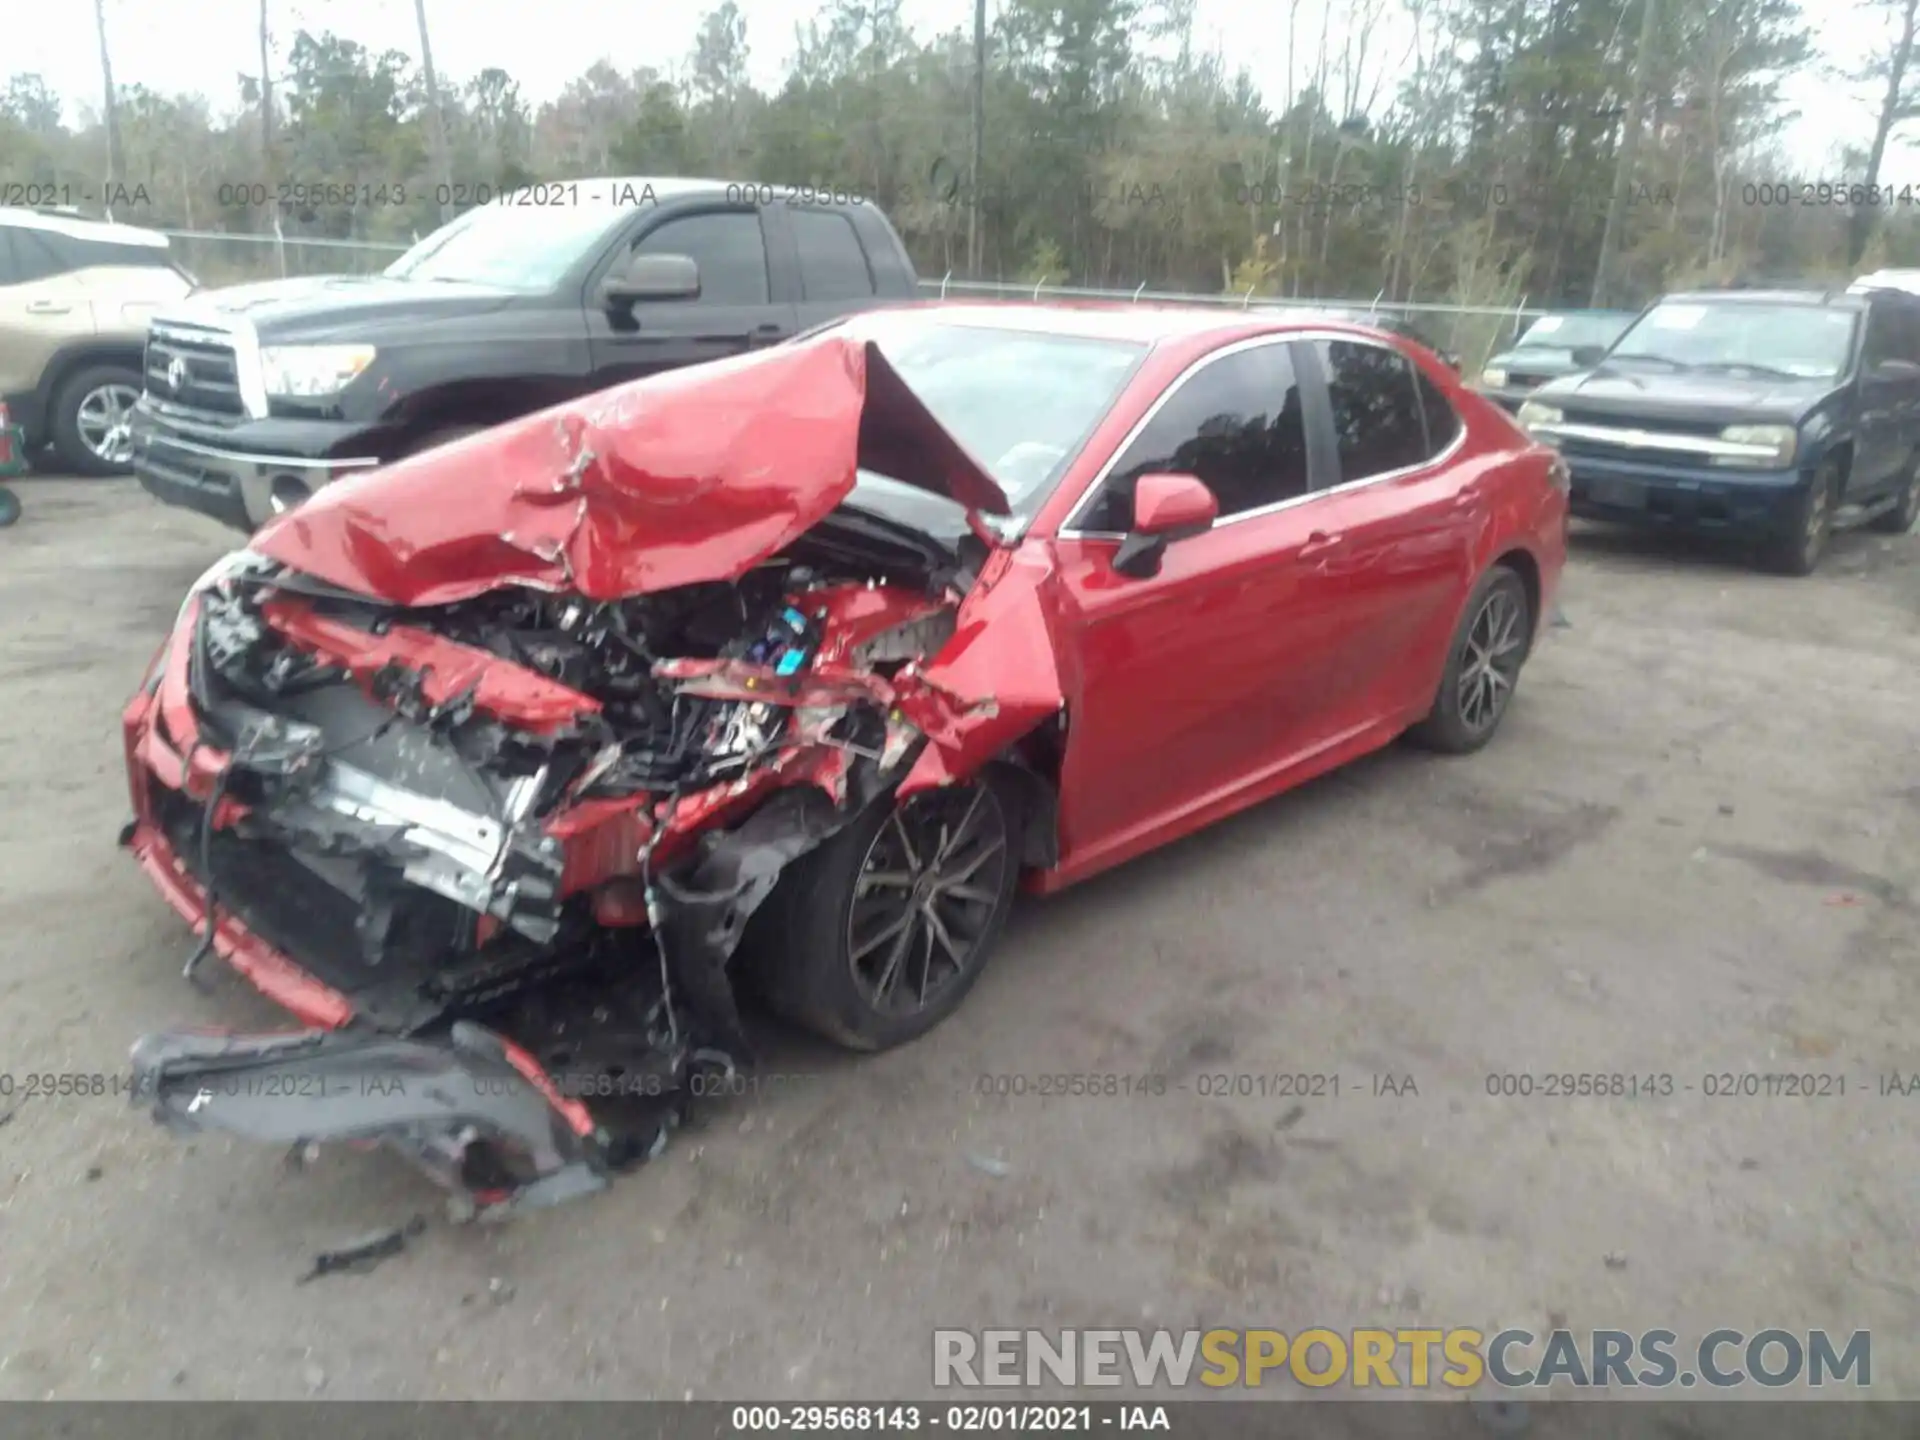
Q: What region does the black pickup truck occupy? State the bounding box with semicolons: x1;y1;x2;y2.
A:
131;179;921;531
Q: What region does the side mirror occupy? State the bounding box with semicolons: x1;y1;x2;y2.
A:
600;252;700;310
1569;344;1607;368
1113;472;1217;578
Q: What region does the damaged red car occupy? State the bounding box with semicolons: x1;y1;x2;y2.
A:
121;304;1567;1213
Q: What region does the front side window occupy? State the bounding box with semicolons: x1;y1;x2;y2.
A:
634;211;770;305
1082;342;1310;531
1316;339;1431;481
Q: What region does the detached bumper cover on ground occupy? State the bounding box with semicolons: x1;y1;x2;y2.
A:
120;333;1062;1215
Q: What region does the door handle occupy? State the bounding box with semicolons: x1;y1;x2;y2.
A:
1298;529;1343;560
1450;489;1480;510
25;299;71;315
749;323;788;347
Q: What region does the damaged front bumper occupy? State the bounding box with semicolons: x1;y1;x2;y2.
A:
130;1023;614;1214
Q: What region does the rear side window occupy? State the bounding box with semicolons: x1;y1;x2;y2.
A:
74;238;173;270
1315;338;1430;481
5;228;72;284
792;209;875;301
634;211;769;305
1417;369;1462;454
1083;342;1310;530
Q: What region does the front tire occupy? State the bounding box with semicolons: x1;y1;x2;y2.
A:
49;364;143;476
1408;564;1533;755
748;771;1022;1052
1763;459;1839;574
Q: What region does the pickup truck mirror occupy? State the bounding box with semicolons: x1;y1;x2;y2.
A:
1569;344;1607;368
601;252;700;309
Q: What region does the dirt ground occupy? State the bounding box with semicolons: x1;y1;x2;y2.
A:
0;473;1917;1404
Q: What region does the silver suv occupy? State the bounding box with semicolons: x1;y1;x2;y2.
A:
0;208;196;475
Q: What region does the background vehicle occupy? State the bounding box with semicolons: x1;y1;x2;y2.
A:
130;179;920;532
0;208;196;476
1475;310;1638;411
1851;269;1920;298
123;304;1566;1214
1518;286;1920;574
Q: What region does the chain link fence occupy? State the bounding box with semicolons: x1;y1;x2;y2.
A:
163;229;408;287
157;231;1546;371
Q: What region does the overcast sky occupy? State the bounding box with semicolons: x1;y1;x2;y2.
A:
7;0;1897;177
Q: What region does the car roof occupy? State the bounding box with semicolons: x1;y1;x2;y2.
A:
855;299;1404;347
540;177;865;204
0;206;170;247
1661;287;1864;308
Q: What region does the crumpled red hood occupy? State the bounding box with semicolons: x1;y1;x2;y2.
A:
251;333;1010;607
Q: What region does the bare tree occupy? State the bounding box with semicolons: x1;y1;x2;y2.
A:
1849;0;1920;265
970;0;985;274
1591;0;1662;305
414;0;455;222
93;0;123;208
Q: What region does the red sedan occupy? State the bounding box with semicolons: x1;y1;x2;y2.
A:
121;303;1567;1213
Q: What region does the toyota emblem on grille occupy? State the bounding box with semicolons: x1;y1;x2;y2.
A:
165;355;189;391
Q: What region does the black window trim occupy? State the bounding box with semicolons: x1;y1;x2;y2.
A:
1059;330;1468;539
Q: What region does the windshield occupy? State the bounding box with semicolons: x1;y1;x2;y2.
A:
384;202;623;290
1603;302;1859;379
845;316;1148;530
1517;313;1632;350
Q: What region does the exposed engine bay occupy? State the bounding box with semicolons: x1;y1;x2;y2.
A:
120;330;1075;1218
125;519;1011;1214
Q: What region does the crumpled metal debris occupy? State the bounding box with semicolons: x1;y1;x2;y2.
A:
296;1214;428;1284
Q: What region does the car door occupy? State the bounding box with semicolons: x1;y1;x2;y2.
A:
1049;338;1365;863
582;206;793;388
0;225;97;408
1291;336;1484;737
1855;298;1920;497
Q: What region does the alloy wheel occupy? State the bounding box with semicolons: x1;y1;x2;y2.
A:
1456;585;1526;735
76;383;140;466
846;782;1011;1017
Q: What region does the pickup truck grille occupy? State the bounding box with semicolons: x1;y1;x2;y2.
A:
145;323;245;418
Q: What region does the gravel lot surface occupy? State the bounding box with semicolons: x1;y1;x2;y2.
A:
1;475;1916;1406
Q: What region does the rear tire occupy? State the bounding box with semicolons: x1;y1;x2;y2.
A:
405;424;485;457
746;770;1022;1052
49;364;143;476
1407;564;1533;755
1762;459;1839;574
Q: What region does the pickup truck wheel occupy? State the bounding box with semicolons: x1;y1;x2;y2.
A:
1869;457;1920;535
747;771;1022;1052
405;424;484;457
1763;460;1839;575
50;364;143;476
